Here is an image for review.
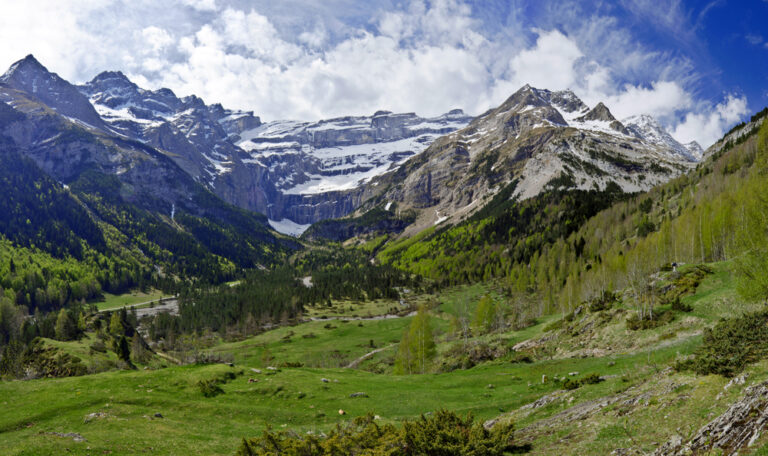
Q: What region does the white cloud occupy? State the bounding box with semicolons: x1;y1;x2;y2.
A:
599;81;692;121
672;95;748;146
0;0;748;148
746;34;764;45
507;29;583;90
179;0;218;12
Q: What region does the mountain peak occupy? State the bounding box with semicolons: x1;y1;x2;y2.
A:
623;114;698;162
89;70;133;85
577;102;617;123
1;54;50;83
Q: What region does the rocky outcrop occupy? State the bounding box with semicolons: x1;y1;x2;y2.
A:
654;380;768;456
359;85;696;234
1;55;108;130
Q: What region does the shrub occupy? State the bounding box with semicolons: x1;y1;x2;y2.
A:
198;379;225;397
90;339;107;353
581;373;603;385
236;410;527;455
438;341;511;372
587;291;619;313
626;309;674;330
677;309;768;377
670;297;693;313
661;265;712;304
562;378;580;390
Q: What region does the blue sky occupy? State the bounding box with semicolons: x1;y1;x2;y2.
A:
0;0;766;146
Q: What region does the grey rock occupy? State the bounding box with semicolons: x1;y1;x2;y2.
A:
654;380;768;455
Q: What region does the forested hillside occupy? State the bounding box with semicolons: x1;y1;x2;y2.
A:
377;115;768;317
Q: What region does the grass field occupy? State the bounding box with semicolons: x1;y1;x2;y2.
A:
95;290;171;311
0;334;706;456
3;263;767;455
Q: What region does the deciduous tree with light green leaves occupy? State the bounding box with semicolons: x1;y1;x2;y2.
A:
109;311;124;337
735;119;768;301
54;308;77;341
394;305;435;374
472;295;502;335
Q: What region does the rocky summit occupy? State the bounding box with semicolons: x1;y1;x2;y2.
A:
354;85;698;234
0;55;698;237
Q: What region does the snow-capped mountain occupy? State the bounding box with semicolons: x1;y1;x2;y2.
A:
0;55;291;258
0;55;108;130
236;109;471;196
79;70;260;187
358;85;698;233
74;67;471;232
0;55;701;238
623;114;702;161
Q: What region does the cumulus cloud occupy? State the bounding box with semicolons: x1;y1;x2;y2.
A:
0;0;749;147
672;95;749;146
180;0;218;12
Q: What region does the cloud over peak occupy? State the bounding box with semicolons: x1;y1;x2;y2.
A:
0;0;751;147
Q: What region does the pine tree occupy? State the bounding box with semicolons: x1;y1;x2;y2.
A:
114;335;132;366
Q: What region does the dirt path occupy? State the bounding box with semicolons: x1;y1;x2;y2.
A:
308;311;416;322
346;344;395;369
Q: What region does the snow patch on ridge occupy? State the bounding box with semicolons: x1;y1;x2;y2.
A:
268;218;311;237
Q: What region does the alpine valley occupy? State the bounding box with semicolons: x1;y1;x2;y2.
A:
3;49;768;456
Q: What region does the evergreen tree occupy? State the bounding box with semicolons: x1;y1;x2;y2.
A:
114;335;132;366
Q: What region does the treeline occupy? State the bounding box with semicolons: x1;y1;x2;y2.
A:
378;114;768;320
501;117;768;315
147;248;421;341
378;181;627;286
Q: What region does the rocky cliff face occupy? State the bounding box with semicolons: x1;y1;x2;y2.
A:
355;85;697;235
0;56;700;238
0;55;294;264
72;61;472;231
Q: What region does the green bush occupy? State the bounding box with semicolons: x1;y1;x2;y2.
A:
562;378;580;390
670;297;693;313
626;309;674;330
236;410;528;455
198;379;224;397
581;373;603;385
587;291;619;313
677;309;768;377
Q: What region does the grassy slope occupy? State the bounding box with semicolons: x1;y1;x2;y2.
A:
2;263;766;455
96;290;171;311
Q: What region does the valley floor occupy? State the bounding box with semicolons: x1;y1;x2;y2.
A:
3;263;768;455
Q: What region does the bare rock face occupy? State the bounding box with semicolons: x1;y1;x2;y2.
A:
0;55;108;130
0;55;701;236
654;380;768;455
359;84;696;233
